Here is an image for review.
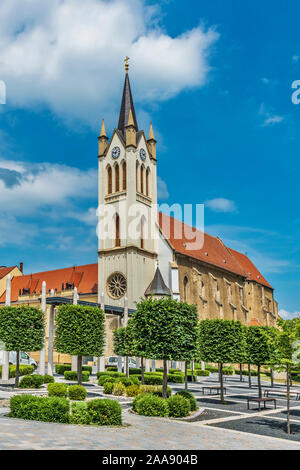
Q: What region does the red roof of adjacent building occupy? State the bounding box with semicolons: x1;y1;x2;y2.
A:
0;263;98;303
0;266;17;280
227;247;272;289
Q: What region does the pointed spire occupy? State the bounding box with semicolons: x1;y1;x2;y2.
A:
100;119;107;137
144;267;171;298
118;73;138;136
148;123;155;141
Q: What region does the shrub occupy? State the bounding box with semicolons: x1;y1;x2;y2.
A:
106;366;118;371
222;368;234;376
129;368;142;375
43;374;55;384
152;386;172;398
167;373;184;383
113;382;126;396
47;383;68;398
82;366;93;374
126;384;140;397
98;375;118;386
70;401;91;425
10;394;69;423
55;364;71;375
103;381;115;394
167;395;191;418
143;374;163;385
2;365;34;378
176;390;198;411
118;377;134;387
195;370;209;376
169;368;182;374
135;394;169;417
205;366;218;373
88;399;122;426
139;385;156;394
64;371;90;382
68;385;87;401
132;393;147;412
187;371;197;382
18;374;44;389
97;371;125;379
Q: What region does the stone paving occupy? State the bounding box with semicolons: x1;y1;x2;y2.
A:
0;373;300;449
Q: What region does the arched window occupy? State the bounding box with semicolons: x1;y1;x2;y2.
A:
140;217;145;249
115;214;120;247
115;164;119;192
146;168;150;197
140;165;144;194
183;276;189;302
107;166;112;194
136;162;139;192
122;161;126;191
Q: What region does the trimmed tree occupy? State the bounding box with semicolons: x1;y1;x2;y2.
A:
262;326;281;388
0;306;44;387
113;321;136;378
55;305;105;385
276;317;300;434
245;326;273;398
131;297;198;398
198;319;246;403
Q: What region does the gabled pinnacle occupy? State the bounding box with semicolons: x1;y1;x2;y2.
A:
127;108;135;127
148;123;155;141
100;119;107;138
144;267;171;297
118;73;138;136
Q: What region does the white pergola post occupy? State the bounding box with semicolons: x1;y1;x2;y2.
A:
136;357;141;368
47;302;55;376
1;275;11;381
39;281;47;375
123;296;129;376
151;360;156;372
71;287;78;371
201;361;205;371
145;359;151;373
95;293;106;373
117;303;123;374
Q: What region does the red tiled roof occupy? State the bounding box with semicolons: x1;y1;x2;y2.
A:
227;248;272;289
0;266;17;280
158;212;272;289
0;263;98;304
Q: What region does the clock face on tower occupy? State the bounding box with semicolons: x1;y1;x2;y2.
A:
112;146;120;159
140;148;146;161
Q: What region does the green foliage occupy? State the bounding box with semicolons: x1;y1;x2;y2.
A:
98;375;118;386
0;364;34;378
167;394;191;417
205;365;219;373
55;364;71;374
132;393;147;411
176;390;198;411
103;381;115;394
112;382;126;396
198;319;246;364
129;368;142;375
55;304;105;356
118;377;134;387
152;385;172;398
106;366;118;371
195;369;209;376
143;374;163;385
222;368;234;375
10;395;70;423
18;374;44;389
276;318;300;364
47;382;68;397
113;323;136;357
68;385;87;401
43;374;55;384
87;399;122;426
132;297;199;361
0;306;44;353
126;384;140;397
70;401;91;425
82;366;92;374
64;371;90;382
246;326;274;366
167;373;184;383
97;371;125;378
134;393;169;417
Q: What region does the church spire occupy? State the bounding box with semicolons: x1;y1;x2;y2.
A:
118;59;138;137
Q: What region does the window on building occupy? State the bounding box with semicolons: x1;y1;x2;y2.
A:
115;163;119;192
141;217;144;249
183;276;189;302
136;162;139;192
115;214;120;247
140;166;144;194
146;168;150;197
122;161;126;191
107;165;112;194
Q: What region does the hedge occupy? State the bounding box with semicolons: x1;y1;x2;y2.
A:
103;381;115;394
195;370;209;376
10;395;70;423
88;399;122;426
167;395;191;418
97;371;125;379
43;375;55;384
55;364;71;375
70;401;91;425
176;390;198;411
18;374;45;389
167;373;184;383
0;364;35;378
68;385;87;401
64;371;90;382
134;393;169;417
126;384;140;397
98;375;118;386
47;383;68;398
143;374;163;385
113;383;126;396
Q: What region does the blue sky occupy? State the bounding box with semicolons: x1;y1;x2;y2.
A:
0;0;299;317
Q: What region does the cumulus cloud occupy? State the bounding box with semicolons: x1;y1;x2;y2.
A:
205;198;236;213
0;0;219;126
259;104;284;127
279;309;300;320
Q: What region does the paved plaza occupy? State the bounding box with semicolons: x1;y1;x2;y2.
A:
1;373;300;450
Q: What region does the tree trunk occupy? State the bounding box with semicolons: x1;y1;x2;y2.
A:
15;351;20;388
270;368;274;388
141;357;144;385
163;359;168;399
191;360;194;383
257;365;262;398
248;363;252;389
125;356;129;378
219;363;225;404
239;363;243;382
77;355;82;385
287;365;291;435
184;361;188;390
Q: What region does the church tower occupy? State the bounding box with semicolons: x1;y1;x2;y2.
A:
98;59;159;310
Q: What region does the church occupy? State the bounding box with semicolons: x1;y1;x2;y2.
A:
0;63;279;366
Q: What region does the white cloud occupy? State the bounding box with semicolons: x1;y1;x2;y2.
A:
0;0;219;126
157;176;169;200
259;104;284;127
205;198;236;213
292;55;300;63
279;309;300;320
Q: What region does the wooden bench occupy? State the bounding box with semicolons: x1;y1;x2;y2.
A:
264;389;300;400
202;386;227;396
247;397;276;410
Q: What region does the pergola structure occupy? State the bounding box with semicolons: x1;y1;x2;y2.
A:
44;296;136;317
